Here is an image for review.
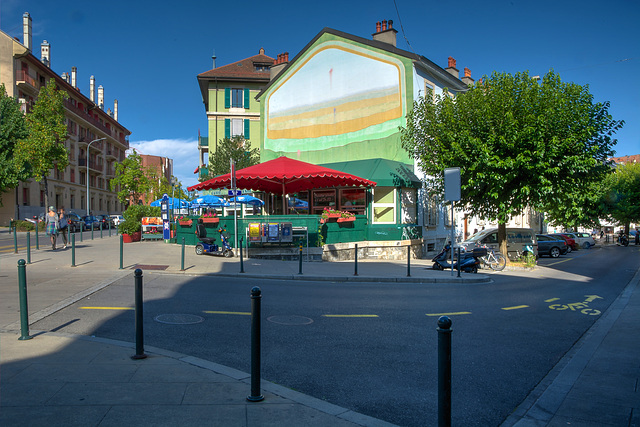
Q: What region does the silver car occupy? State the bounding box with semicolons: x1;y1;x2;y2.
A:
565;232;596;249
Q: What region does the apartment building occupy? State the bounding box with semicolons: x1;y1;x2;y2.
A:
0;13;131;225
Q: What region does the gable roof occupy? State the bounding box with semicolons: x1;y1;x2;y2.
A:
197;53;274;107
257;27;468;100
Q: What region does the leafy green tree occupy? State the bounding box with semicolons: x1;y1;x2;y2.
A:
0;84;29;206
208;136;259;177
109;149;151;206
601;162;640;234
400;70;623;255
14;79;69;211
149;173;188;201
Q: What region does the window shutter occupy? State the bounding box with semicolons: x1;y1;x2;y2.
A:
244;88;250;109
225;119;230;138
244;119;250;139
224;88;230;109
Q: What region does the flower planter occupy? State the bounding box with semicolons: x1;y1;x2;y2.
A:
337;217;355;223
122;231;142;243
326;213;341;218
201;217;219;224
178;220;193;226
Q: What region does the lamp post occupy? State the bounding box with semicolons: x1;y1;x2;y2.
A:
86;137;106;216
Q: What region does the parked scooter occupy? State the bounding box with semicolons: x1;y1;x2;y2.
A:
195;219;234;257
432;244;485;273
618;232;629;247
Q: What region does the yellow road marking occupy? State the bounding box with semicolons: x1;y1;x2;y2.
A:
545;298;560;302
502;305;529;311
322;314;379;318
425;312;472;317
545;258;573;267
203;311;251;316
80;307;133;310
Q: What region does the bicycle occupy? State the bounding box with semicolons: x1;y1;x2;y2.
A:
479;245;506;271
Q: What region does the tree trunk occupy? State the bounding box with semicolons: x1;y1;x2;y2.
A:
43;175;49;212
498;223;508;261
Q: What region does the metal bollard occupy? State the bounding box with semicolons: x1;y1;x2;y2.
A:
132;269;147;359
457;247;461;278
17;259;32;340
91;224;94;240
180;237;185;271
100;223;103;239
108;221;112;237
13;225;18;253
407;245;411;277
437;316;452;427
240;237;245;273
80;223;83;242
298;243;303;275
119;234;123;270
26;232;31;264
354;243;358;276
35;219;39;250
71;234;76;267
247;286;264;402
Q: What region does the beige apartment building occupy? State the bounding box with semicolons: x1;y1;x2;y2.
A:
0;12;131;225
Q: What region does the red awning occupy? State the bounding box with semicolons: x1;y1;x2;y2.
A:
193;166;199;174
187;156;376;194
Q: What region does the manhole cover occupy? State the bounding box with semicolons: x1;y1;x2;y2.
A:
267;315;314;325
131;264;169;271
154;314;205;325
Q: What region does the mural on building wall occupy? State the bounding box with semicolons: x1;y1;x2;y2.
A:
265;41;405;154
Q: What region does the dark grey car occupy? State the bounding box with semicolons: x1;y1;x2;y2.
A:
536;234;568;258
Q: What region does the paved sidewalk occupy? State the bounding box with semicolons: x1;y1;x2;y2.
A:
1;233;639;426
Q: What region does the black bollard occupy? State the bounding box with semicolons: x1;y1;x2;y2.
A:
298;243;303;275
240;237;245;273
354;243;358;276
26;232;31;264
13;225;18;253
71;234;76;267
119;234;124;270
34;218;39;250
437;316;452;427
109;221;112;237
80;223;83;242
457;247;461;278
132;269;147;359
407;245;411;277
180;237;185;271
247;286;264;402
17;259;32;340
100;223;103;239
91;224;94;240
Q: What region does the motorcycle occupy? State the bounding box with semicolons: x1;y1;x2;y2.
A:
618;233;629;247
195;220;234;257
432;244;485;273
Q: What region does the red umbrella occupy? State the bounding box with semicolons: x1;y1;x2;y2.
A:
188;157;376;212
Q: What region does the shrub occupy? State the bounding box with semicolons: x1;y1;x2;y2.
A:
119;205;161;234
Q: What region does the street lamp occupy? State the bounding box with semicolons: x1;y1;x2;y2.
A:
86;137;106;216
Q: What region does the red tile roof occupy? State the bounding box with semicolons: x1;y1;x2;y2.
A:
198;54;274;81
610;154;640;165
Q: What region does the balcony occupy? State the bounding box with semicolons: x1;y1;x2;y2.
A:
78;157;104;173
63;98;112;135
16;70;38;94
199;168;209;181
199;136;208;148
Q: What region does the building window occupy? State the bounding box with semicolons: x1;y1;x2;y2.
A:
225;88;250;109
401;189;417;224
312;189;336;215
372;187;395;224
231;89;243;108
22;187;29;206
70;168;75;183
339;188;365;215
70;194;75;209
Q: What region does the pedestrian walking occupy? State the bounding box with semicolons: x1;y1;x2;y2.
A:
58;207;69;249
45;206;59;250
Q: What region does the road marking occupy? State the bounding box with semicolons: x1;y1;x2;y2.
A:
80;307;133;310
584;295;603;303
322;314;379;318
548;295;603;316
502;305;529;311
425;312;472;317
545;258;573;267
545;298;560;302
203;311;250;316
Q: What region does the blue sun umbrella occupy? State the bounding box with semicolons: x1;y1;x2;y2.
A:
229;195;264;207
190;195;229;208
150;197;191;209
288;197;308;209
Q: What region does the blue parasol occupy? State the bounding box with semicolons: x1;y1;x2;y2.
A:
190;195;230;208
150;197;191;208
229;195;264;207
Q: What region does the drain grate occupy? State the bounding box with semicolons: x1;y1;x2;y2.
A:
154;314;205;325
131;264;169;271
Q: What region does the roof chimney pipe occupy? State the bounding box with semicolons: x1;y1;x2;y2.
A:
372;19;398;47
90;75;95;103
445;56;459;78
23;12;32;51
41;40;50;67
71;66;77;88
212;50;217;69
97;85;104;110
114;99;118;121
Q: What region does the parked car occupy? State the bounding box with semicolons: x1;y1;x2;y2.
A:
82;215;100;229
24;213;46;224
110;214;124;226
565;232;596;249
460;227;538;259
66;211;84;232
95;214;113;229
550;233;577;252
536;234;568;258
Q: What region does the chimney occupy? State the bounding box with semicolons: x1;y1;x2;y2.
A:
270;52;289;80
212;50;216;69
71;66;77;88
259;47;265;55
23;12;32;51
90;76;95;103
445;56;459;78
41;40;50;67
97;85;104;110
61;72;68;83
372;19;397;47
114;99;118;121
461;67;474;86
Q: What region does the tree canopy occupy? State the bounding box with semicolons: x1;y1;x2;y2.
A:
0;84;29;205
601;162;640;232
109;149;151;206
400;70;623;253
208;136;260;177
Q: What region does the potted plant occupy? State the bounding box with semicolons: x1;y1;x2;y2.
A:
119;218;141;243
177;215;193;226
337;211;356;223
321;207;342;222
200;212;219;224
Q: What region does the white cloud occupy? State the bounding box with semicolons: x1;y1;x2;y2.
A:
128;138;200;189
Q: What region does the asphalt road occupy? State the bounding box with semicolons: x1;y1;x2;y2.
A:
31;244;639;426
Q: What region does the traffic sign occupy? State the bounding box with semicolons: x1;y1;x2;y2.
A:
228;190;242;196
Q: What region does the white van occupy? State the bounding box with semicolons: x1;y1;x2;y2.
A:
461;227;538;259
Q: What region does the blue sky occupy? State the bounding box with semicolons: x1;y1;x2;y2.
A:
3;0;638;188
